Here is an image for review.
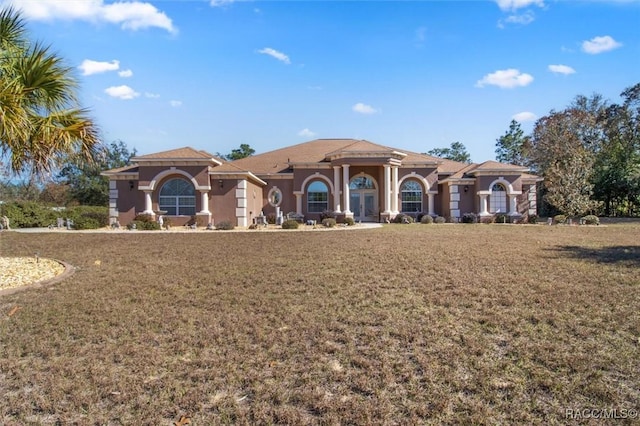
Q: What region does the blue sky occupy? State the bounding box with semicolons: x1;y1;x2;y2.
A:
6;0;639;162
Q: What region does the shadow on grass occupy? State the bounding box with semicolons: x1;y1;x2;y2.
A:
549;245;640;267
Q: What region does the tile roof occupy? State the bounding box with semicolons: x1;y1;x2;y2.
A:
133;146;220;161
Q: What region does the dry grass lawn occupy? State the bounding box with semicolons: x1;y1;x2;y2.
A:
1;224;639;425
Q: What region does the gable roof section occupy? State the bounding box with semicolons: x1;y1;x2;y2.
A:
133;146;223;164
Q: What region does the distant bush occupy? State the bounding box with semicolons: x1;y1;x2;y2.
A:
582;215;600;225
495;213;509;224
461;212;478;224
67;206;109;229
553;214;567;225
434;216;446;224
420;215;434;224
343;217;355;226
215;220;234;230
322;218;337;228
394;214;414;224
0;201;57;228
129;214;160;230
480;215;495;224
266;213;277;224
282;219;299;229
528;214;538;224
319;210;336;221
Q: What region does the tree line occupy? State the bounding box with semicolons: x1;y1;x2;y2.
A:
495;83;640;217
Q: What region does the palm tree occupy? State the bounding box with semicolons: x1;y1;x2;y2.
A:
0;7;99;175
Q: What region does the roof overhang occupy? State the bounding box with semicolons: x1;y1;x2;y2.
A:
209;170;267;186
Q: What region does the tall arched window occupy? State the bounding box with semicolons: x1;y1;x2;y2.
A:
307;181;328;213
159;178;196;215
490;183;507;213
401;180;423;212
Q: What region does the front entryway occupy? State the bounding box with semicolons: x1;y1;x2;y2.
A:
349;175;378;222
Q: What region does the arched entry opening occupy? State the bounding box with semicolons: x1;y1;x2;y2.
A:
349;175;378;222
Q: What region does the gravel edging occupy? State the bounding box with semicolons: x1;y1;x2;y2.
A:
0;258;75;297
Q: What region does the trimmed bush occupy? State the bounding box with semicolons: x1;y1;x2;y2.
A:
434;216;446;224
129;214;160;230
461;212;478;224
215;220;234;230
582;215;600;225
67;206;109;229
420;215;434;224
0;201;57;228
266;213;277;224
553;214;567;225
282;219;299;229
528;214;538;224
394;214;414;224
343;217;355;226
322;218;337;228
73;216;100;230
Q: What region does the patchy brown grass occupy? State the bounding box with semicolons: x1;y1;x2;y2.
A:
1;224;639;425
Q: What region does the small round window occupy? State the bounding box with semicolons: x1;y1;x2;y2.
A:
268;187;282;207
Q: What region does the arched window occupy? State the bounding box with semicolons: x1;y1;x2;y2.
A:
349;176;376;190
159;178;196;216
401;180;423;212
490;183;507;213
307;181;328;213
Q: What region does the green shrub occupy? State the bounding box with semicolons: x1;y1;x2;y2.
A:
282;219;299;229
553;214;567;224
0;201;57;228
266;213;277;224
528;214;538;224
322;218;337;228
582;215;600;225
215;220;234;230
420;215;434;224
343;217;355;226
67;206;109;229
461;212;478;224
434;216;446;224
73;216;101;230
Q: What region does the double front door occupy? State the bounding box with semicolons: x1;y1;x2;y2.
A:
350;191;377;222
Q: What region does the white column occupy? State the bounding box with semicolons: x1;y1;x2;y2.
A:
427;193;435;216
143;191;154;215
391;166;399;213
383;165;391;213
333;166;341;213
200;191;210;213
295;192;302;215
342;164;351;213
479;194;489;216
509;194;518;215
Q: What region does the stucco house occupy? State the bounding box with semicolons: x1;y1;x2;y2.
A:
102;138;542;227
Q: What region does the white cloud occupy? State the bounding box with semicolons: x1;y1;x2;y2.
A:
499;11;535;27
210;0;236;6
298;128;316;138
495;0;544;11
144;92;160;98
118;69;133;78
105;85;139;100
581;35;622;54
548;64;576;75
475;69;534;89
512;111;537;122
8;0;176;34
170;100;182;107
352;103;379;114
78;59;119;76
258;48;291;64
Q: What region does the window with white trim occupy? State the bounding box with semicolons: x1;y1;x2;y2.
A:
159;178;196;216
307;181;328;213
401;180;423;213
490;183;507;213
